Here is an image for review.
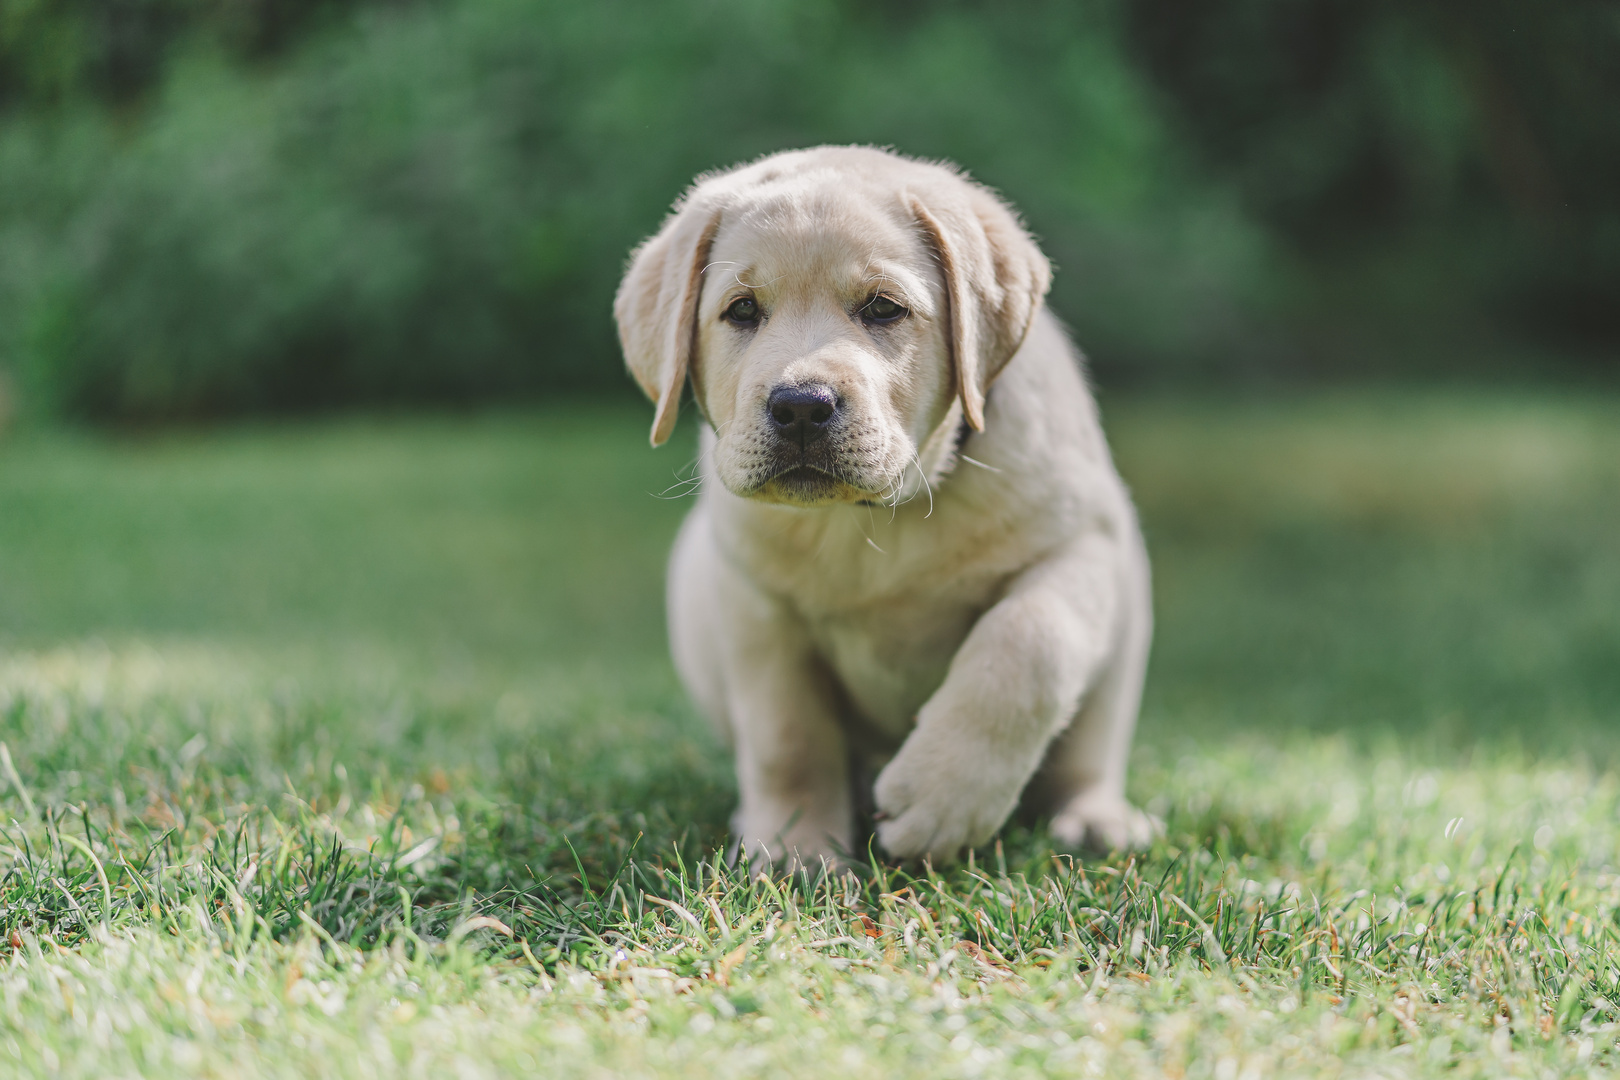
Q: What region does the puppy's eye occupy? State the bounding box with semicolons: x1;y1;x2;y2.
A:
723;296;760;326
860;294;907;325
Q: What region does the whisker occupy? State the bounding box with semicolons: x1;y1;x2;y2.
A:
650;474;704;500
881;467;904;518
858;502;887;554
960;454;1001;473
911;450;935;518
648;428;726;501
734;271;786;291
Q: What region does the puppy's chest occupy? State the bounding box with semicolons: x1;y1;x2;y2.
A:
806;602;975;740
744;511;1028;737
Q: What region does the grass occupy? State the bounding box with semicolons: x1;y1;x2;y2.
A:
0;391;1618;1077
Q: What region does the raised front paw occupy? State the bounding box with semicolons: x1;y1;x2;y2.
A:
1049;790;1162;853
872;735;1026;862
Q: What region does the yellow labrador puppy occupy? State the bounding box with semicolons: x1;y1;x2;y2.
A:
616;146;1157;867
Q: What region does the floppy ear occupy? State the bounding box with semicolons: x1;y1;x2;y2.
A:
910;185;1051;431
614;198;724;447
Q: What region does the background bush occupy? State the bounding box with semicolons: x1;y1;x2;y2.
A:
0;0;1614;421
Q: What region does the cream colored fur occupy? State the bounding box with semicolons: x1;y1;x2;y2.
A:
615;146;1158;868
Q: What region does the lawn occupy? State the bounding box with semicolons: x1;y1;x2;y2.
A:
1;391;1618;1077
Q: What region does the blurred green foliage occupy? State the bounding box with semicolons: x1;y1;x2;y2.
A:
0;0;1614;421
1129;0;1620;352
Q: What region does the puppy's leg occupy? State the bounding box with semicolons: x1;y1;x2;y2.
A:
669;508;854;871
873;535;1122;861
668;507;731;742
1037;537;1160;852
720;584;855;872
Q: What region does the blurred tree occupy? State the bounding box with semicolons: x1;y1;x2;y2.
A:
1126;0;1620;346
0;0;1613;422
0;0;392;109
3;0;1266;419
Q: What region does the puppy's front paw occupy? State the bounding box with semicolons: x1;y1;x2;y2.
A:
872;736;1024;862
1049;790;1162;853
732;808;849;876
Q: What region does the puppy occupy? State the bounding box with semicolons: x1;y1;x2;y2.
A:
615;146;1157;867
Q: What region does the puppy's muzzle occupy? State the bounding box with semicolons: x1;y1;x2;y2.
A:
766;384;839;450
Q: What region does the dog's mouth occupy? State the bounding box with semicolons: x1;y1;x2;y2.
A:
773;464;835;488
767;464;842;499
750;463;872;506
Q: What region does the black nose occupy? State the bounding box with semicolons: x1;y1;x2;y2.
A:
766;384;839;447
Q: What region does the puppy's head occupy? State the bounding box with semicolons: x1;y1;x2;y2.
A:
615;147;1050;507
